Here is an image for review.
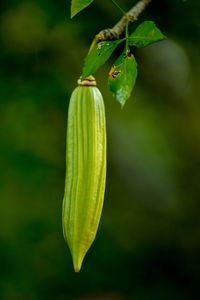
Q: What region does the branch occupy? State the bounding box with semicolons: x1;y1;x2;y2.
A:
89;0;152;51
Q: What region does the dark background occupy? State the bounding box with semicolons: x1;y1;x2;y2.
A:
1;0;200;299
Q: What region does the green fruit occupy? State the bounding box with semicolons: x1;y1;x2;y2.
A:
62;76;106;272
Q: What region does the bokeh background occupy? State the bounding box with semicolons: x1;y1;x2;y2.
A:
1;0;200;299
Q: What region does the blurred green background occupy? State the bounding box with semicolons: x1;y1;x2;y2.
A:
1;0;200;299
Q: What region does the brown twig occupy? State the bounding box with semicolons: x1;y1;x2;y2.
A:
89;0;152;51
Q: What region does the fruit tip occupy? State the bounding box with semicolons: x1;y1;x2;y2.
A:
74;267;81;273
72;256;83;273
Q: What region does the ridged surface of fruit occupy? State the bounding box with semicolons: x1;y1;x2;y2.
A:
62;85;106;272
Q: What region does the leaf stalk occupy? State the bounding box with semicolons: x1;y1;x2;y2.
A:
89;0;152;51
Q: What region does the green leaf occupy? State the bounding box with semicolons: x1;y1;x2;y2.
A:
128;21;166;48
71;0;94;18
108;48;137;107
82;39;124;80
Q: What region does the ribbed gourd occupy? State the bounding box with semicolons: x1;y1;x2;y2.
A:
62;76;106;272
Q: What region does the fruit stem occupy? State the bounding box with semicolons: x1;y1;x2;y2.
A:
78;76;96;86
